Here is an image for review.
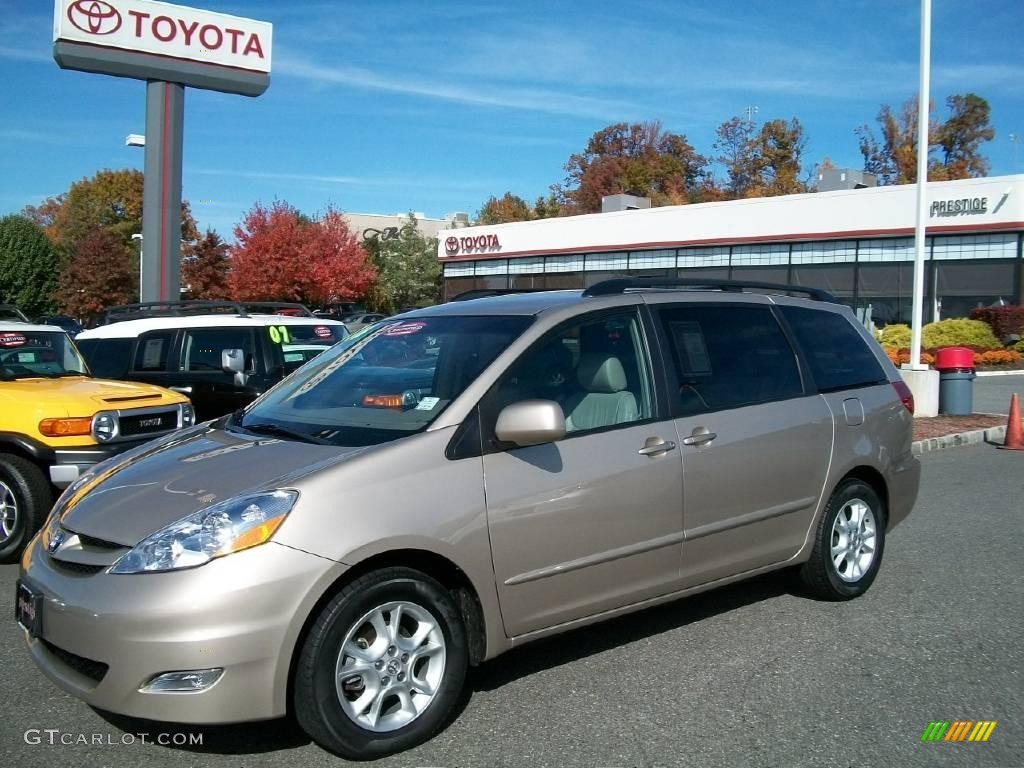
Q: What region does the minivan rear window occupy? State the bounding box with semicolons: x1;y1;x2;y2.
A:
781;306;887;393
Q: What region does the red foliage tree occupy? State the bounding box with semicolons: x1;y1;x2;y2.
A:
182;229;230;300
228;202;376;304
54;229;136;318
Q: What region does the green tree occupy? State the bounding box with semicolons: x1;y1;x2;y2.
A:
753;118;807;197
0;215;59;317
477;192;534;224
555;121;707;213
54;229;136;319
714;116;759;198
364;217;440;313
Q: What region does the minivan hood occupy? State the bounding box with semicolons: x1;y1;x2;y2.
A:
60;426;366;546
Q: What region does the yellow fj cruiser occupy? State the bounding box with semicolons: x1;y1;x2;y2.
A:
0;319;192;561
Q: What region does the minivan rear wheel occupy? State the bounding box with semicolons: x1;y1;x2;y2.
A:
799;479;885;600
294;567;468;759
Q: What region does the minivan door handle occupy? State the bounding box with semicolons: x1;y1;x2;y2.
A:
169;386;193;394
638;438;677;457
682;427;717;447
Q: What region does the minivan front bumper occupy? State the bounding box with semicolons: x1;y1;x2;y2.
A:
19;537;345;723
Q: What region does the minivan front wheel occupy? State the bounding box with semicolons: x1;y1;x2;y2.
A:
294;567;468;759
799;479;885;600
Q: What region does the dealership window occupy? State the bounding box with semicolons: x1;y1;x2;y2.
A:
678;267;730;281
510;275;544;289
857;237;915;262
731;243;789;266
730;265;790;284
508;257;546;274
679;246;729;268
934;261;1017;318
543;273;584;290
791;240;856;263
790;264;856;299
932;233;1016;260
475;259;509;276
545;255;585;273
585;252;628;271
443;261;475;277
629;249;676;269
856;263;919;325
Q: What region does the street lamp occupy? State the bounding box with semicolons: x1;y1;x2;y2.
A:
125;134;145;147
1011;133;1020;172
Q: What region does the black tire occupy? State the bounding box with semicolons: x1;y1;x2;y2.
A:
0;453;51;564
798;479;886;601
294;567;468;760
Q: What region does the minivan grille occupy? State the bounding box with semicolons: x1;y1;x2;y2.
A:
41;640;109;683
118;409;178;437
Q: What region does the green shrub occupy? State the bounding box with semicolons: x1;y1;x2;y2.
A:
878;323;912;348
1013;339;1024;353
921;318;1001;350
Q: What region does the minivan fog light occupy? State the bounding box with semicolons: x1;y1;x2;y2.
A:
141;668;224;693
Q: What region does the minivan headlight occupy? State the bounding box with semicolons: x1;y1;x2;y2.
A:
110;490;297;574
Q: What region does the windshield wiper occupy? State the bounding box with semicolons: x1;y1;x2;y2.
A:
240;421;330;445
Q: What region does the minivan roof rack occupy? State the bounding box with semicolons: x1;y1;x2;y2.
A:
103;300;314;324
0;304;30;322
450;288;546;302
582;277;837;303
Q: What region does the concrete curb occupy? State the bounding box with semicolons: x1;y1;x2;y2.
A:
912;425;1007;455
975;370;1024;377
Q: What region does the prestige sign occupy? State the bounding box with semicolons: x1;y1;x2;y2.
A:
54;0;272;73
930;197;988;218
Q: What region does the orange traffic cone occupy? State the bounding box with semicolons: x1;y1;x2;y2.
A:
1000;393;1024;451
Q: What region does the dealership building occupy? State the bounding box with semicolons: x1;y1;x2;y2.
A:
437;174;1024;323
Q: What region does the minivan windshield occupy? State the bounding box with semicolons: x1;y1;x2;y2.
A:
0;330;90;380
234;315;531;447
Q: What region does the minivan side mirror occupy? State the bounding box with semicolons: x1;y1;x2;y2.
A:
495;400;566;447
221;348;245;374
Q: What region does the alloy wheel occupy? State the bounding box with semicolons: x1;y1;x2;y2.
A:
334;600;447;733
0;480;18;544
830;498;877;583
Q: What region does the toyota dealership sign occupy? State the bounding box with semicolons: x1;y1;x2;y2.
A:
53;0;272;95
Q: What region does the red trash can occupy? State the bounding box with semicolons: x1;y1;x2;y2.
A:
933;346;976;415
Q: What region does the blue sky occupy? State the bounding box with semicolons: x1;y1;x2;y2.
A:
1;0;1022;238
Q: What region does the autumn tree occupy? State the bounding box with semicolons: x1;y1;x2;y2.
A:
54;229;136;318
936;93;994;179
753;118;807;196
855;93;994;184
477;192;535;224
182;229;230;300
0;215;59;317
229;201;376;305
555;121;707;213
24;169;198;252
362;217;440;314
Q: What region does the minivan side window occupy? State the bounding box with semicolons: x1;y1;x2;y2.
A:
488;309;654;436
180;328;255;372
780;306;887;393
657;305;802;416
133;331;176;372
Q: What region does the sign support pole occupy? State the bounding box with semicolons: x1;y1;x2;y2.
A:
908;0;931;369
141;80;185;303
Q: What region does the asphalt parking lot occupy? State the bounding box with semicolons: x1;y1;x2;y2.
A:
975;373;1024;415
1;445;1021;768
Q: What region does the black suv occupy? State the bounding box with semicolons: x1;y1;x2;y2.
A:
75;301;349;421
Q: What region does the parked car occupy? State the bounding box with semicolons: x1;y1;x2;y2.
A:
36;315;84;337
344;312;388;332
0;304;29;322
0;321;191;563
75;301;349;421
18;279;919;759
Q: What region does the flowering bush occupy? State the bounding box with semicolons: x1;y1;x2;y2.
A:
883;346;934;366
973;349;1022;366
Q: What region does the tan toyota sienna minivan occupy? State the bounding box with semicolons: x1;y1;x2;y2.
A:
18;279;920;759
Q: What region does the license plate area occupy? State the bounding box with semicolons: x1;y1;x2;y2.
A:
15;580;43;639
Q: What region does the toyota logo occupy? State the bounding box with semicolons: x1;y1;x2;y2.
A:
67;0;122;35
444;236;459;254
